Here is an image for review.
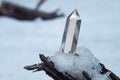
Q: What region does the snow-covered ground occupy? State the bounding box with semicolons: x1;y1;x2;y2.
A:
0;0;120;80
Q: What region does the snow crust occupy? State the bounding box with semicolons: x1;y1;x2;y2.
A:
50;47;111;80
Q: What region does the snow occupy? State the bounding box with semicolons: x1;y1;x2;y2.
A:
0;0;120;80
50;47;111;80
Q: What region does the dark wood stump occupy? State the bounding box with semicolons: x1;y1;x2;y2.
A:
24;54;120;80
0;1;64;20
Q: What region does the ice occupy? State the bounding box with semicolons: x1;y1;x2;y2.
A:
50;47;111;80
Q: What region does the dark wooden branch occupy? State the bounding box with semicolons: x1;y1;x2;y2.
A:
82;71;92;80
100;63;120;80
24;54;120;80
35;0;46;11
24;54;77;80
41;54;79;80
0;1;64;20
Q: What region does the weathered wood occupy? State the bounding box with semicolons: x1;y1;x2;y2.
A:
100;63;120;80
24;54;77;80
24;54;120;80
82;71;92;80
40;54;78;80
0;1;64;20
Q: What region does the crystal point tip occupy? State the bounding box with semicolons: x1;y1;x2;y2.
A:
72;9;79;16
69;9;80;19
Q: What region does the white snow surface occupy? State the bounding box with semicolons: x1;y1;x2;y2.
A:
0;0;120;80
50;47;111;80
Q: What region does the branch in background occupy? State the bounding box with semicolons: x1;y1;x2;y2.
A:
35;0;46;11
0;1;64;20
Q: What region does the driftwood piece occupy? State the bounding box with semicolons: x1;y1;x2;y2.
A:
24;54;120;80
0;1;64;20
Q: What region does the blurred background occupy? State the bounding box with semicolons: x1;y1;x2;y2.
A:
0;0;120;80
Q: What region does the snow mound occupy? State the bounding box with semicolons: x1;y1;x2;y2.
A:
50;47;111;80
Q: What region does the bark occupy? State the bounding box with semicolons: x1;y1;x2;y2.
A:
0;1;64;20
24;54;77;80
100;63;120;80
